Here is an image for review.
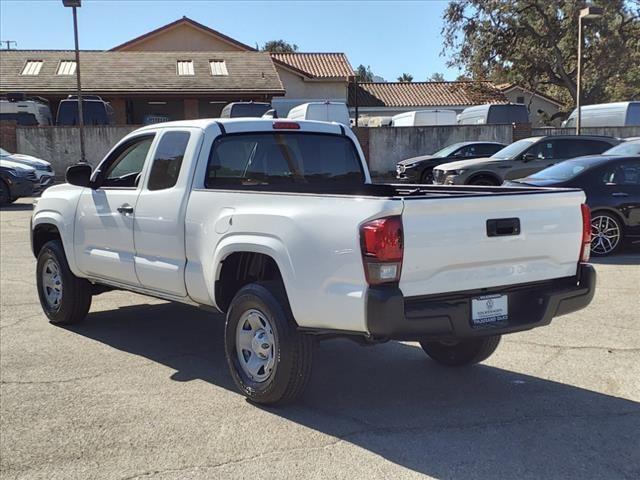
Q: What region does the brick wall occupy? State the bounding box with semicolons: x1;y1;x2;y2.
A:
0;121;17;152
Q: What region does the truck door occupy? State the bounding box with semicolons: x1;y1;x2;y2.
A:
133;129;199;296
75;134;155;285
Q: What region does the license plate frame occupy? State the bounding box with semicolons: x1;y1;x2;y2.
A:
471;294;508;326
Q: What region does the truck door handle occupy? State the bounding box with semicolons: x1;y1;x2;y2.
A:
611;192;628;197
117;204;134;214
487;218;521;237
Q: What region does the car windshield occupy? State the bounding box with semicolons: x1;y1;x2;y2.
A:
432;143;463;157
490;139;536;159
603;141;640;156
0;148;10;156
528;159;599;181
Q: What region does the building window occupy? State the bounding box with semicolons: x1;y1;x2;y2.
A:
177;60;194;76
57;60;77;75
21;60;43;76
209;60;228;76
516;96;525;104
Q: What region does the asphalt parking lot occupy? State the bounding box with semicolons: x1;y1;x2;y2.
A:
1;198;639;480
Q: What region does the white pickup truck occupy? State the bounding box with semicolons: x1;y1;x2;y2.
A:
31;119;596;405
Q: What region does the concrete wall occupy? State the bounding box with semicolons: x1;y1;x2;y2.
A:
356;125;513;177
16;126;139;176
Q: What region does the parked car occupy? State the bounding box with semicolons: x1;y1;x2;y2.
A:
32;118;595;405
221;102;272;119
0;159;36;205
562;101;640;128
433;135;619;186
506;139;640;255
396;141;507;183
56;95;115;126
0;148;55;190
0;93;53;126
287;101;350;126
457;103;529;125
391;109;457;127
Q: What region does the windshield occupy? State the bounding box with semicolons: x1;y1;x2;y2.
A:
0;148;10;156
528;159;598;181
490;139;536;159
603;141;640;156
432;143;463;157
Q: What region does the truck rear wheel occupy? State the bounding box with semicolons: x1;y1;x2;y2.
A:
36;240;92;325
224;282;314;405
420;335;501;366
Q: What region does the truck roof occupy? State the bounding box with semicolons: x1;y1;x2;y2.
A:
135;117;346;133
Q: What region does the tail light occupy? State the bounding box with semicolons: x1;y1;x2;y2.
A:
273;121;300;130
580;204;591;263
360;216;403;284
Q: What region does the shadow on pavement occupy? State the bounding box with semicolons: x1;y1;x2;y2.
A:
0;202;34;212
69;302;640;479
591;244;640;265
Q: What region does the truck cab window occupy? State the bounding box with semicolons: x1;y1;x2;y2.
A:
101;136;154;188
147;131;190;190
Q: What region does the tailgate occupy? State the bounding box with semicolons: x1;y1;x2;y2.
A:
399;190;586;297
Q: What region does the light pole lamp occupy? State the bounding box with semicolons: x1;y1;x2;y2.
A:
62;0;86;163
576;5;603;135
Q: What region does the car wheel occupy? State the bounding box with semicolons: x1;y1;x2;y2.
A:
0;181;10;206
420;335;501;366
224;282;314;405
590;211;623;256
36;240;92;325
468;175;499;186
420;169;434;184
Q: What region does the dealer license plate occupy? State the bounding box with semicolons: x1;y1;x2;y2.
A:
471;294;508;326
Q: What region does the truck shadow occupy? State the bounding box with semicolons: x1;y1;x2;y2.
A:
590;244;640;265
68;302;640;479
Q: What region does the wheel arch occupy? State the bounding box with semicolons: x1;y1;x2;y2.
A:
590;207;627;230
32;212;81;276
466;171;503;185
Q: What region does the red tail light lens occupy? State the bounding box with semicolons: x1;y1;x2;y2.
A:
273;121;300;130
360;216;403;284
580;203;591;263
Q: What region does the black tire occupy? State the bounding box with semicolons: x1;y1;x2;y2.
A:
590;211;623;256
36;240;92;325
468;175;500;186
420;169;434;184
0;181;10;206
420;335;501;366
224;282;314;405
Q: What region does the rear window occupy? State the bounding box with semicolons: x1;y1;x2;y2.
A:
205;133;364;190
57;100;109;125
604;141;640;156
224;103;271;118
0;112;38;126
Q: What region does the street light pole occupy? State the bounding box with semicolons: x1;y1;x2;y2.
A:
576;6;603;135
63;0;85;163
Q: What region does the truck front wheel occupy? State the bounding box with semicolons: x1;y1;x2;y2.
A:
224;282;314;405
420;335;501;366
36;240;92;325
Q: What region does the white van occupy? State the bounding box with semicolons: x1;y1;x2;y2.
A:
391;110;457;127
458;104;529;125
287;102;350;126
366;116;393;127
0;95;53;126
562;101;640;128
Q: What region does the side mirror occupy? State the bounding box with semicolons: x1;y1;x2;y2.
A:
66;163;93;188
522;153;536;162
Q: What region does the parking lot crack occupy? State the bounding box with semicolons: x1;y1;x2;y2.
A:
509;339;640;353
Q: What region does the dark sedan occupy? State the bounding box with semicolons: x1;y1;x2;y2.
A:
506;140;640;256
396;141;506;183
0;162;35;206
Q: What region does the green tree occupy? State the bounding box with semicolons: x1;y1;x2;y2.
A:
397;73;414;82
442;0;640;105
428;72;446;82
262;40;298;53
355;64;374;82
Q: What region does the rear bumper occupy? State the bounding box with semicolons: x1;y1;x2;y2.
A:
365;263;596;340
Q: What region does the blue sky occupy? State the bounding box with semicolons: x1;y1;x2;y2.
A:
0;0;462;81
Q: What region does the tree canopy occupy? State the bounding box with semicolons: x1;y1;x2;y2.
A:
442;0;640;106
397;73;414;82
355;64;375;82
428;72;446;82
262;40;298;53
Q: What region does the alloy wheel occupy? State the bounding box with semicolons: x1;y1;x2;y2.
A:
591;215;621;255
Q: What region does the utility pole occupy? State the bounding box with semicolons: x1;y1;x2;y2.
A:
62;0;86;162
576;6;603;135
